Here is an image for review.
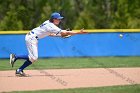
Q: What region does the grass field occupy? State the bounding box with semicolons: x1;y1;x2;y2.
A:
0;56;140;70
9;84;140;93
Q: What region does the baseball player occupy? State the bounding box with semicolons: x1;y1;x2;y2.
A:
10;12;87;76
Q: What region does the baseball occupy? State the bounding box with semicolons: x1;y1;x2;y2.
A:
119;34;123;38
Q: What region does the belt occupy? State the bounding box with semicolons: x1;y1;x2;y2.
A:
27;31;39;40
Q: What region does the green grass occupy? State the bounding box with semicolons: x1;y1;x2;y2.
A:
9;84;140;93
0;56;140;70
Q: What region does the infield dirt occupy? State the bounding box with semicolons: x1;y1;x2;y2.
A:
0;68;140;92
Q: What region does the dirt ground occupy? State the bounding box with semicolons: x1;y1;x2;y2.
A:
0;68;140;92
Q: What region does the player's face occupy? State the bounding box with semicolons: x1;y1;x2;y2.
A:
53;19;61;25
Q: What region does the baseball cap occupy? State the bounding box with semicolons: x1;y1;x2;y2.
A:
51;12;64;19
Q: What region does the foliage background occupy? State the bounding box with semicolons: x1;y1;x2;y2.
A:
0;0;140;30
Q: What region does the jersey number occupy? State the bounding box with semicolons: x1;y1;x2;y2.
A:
40;23;47;27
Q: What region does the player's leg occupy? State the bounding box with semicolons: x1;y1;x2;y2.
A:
16;36;38;76
15;59;32;76
10;54;29;67
15;55;29;60
10;34;31;67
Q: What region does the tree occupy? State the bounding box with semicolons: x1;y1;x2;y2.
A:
0;0;140;30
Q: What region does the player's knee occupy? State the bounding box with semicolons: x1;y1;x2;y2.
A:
29;56;38;63
32;58;38;63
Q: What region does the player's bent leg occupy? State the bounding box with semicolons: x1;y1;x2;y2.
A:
10;54;30;68
16;34;38;76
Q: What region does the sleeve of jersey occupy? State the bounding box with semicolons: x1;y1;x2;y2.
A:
49;25;62;36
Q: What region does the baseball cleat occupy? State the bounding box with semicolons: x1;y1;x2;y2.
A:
15;69;27;77
10;54;16;67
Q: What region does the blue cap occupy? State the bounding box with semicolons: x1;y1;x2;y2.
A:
51;12;64;19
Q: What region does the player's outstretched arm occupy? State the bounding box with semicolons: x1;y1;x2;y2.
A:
49;29;88;38
60;29;88;37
